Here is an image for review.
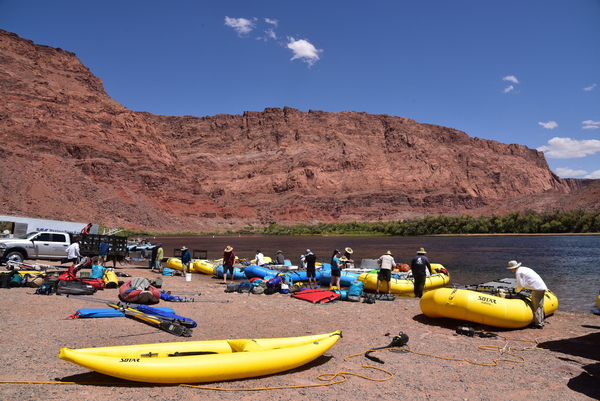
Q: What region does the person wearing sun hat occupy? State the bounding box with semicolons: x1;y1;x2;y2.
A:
411;247;431;298
507;260;548;329
181;246;192;274
222;246;236;284
343;247;355;269
377;250;395;294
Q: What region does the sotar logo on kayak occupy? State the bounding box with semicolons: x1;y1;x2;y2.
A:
477;295;497;304
119;358;140;362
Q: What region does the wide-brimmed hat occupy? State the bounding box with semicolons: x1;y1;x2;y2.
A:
385;250;393;255
417;247;427;254
181;246;188;250
507;260;522;269
345;247;354;254
339;256;348;262
224;246;233;252
277;250;283;254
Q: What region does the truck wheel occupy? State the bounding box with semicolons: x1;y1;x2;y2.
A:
6;251;25;262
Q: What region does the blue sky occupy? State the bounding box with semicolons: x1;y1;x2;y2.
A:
1;1;599;178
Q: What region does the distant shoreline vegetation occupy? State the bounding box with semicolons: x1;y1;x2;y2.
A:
121;209;600;237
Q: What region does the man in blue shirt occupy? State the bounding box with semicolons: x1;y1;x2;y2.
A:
98;239;110;267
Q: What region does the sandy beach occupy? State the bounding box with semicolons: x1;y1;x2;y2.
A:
0;260;599;401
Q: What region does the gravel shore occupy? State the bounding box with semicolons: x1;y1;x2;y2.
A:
0;260;599;401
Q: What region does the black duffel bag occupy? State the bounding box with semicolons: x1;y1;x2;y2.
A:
56;280;97;295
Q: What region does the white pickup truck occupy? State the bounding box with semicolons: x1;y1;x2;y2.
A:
0;231;128;263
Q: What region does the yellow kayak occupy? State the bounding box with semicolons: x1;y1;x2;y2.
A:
58;330;342;384
166;258;215;275
358;263;450;295
420;288;559;329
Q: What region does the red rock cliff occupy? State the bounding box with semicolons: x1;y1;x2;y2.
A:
0;30;591;232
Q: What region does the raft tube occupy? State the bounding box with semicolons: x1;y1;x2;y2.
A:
319;269;360;287
419;287;559;329
358;263;450;295
165;258;215;275
213;265;247;280
244;264;321;283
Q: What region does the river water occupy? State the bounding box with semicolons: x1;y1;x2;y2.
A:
147;234;600;313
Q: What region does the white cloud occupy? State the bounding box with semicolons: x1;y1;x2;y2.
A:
287;37;323;66
555;167;588;177
503;85;514;93
503;75;519;84
539;121;558;129
582;120;600;129
537;137;600;159
224;16;256;36
263;18;278;40
583;83;597;91
584;170;600;179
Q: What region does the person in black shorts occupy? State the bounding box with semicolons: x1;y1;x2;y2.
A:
305;249;317;289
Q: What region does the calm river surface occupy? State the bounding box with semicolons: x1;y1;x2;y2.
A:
149;234;600;313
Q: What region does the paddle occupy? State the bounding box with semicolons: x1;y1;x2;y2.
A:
67;295;194;337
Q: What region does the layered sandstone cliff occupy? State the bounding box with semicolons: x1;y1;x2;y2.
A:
0;30;593;232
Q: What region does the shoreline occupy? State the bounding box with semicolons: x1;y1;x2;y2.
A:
1;260;599;400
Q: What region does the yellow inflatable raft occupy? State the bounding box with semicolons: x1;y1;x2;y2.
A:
58;330;342;384
358;263;450;295
166;258;215;275
420;288;559;329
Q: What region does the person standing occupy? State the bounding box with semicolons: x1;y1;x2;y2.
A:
181;246;192;274
507;260;548;329
81;223;92;235
150;244;159;271
305;249;318;289
65;238;81;265
329;249;342;289
98;239;110;267
222;246;236;284
411;247;431;298
377;250;395;294
255;250;265;266
343;247;355;269
155;243;164;273
276;250;285;265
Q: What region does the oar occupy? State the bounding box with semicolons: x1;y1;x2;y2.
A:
66;295;193;336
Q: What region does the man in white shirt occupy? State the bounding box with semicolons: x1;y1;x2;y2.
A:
255;250;265;266
66;239;81;265
377;250;395;294
507;260;548;329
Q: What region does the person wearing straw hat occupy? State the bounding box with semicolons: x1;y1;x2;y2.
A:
181;246;192;274
222;246;236;284
507;260;548;329
377;250;395;294
411;247;431;298
343;247;355;269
